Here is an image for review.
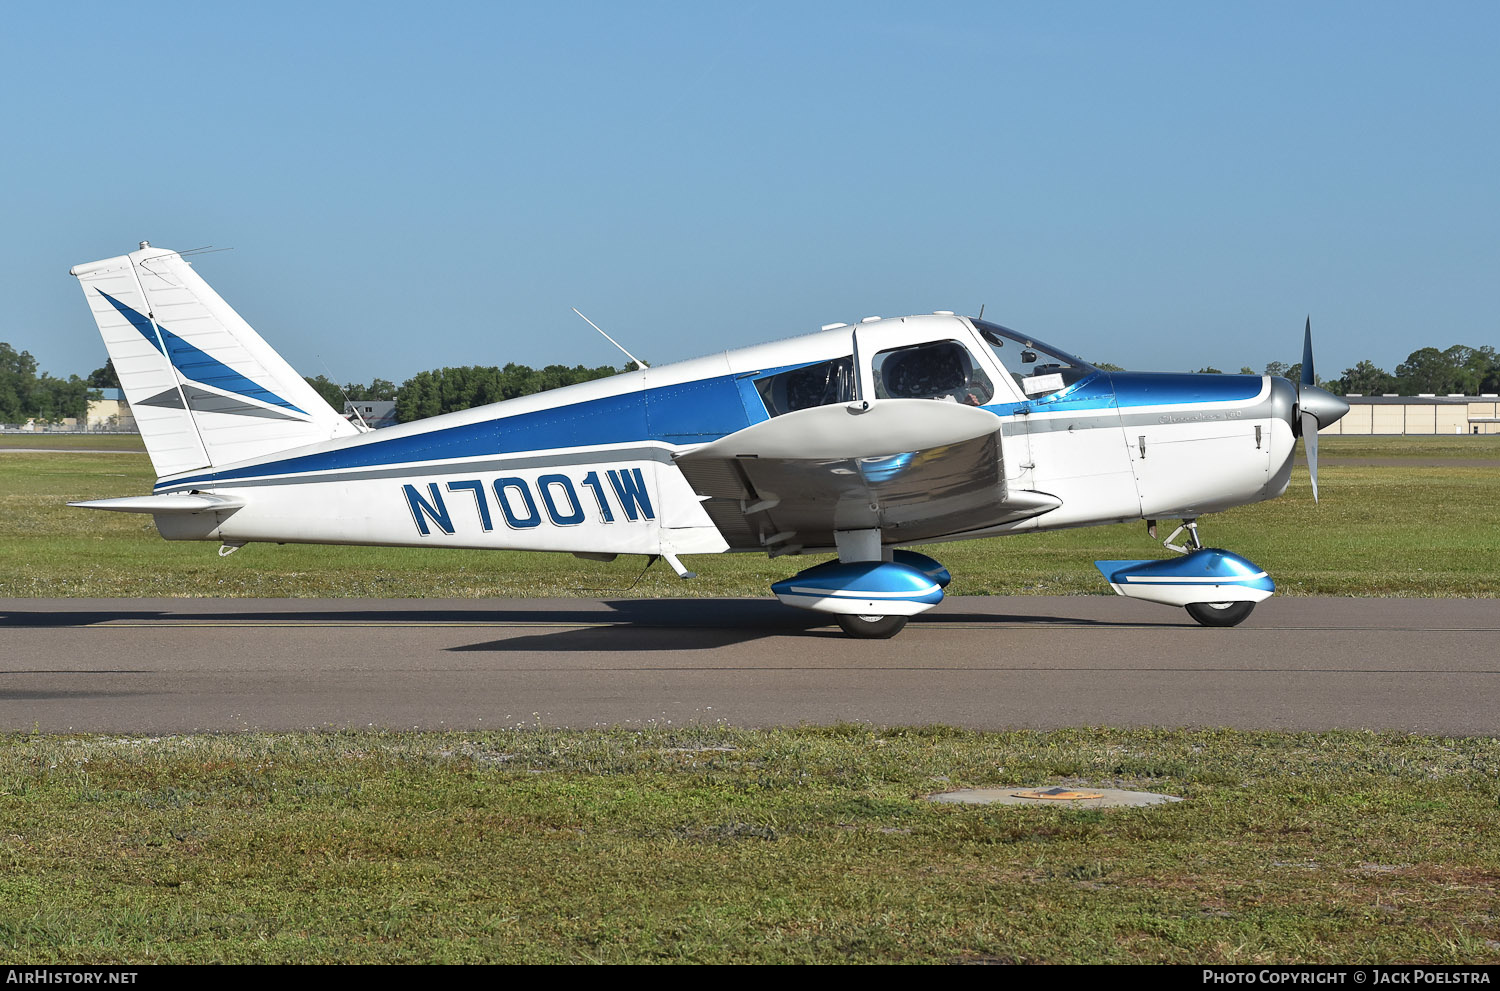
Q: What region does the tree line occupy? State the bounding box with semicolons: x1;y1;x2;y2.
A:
0;344;102;423
1319;346;1499;396
1;343;632;425
304;362;636;423
1108;344;1500;396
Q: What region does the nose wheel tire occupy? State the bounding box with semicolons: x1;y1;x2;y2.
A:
1185;601;1255;628
836;614;908;639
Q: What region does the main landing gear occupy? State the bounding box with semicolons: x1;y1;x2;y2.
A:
770;544;950;640
835;614;909;639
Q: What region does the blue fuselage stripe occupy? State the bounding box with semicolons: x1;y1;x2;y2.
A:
161;372;770;488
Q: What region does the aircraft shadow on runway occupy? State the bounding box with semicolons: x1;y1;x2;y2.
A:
445;601;1154;652
0;687;157;703
0;599;1157;654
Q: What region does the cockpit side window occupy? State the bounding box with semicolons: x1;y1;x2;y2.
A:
754;356;855;417
871;340;994;406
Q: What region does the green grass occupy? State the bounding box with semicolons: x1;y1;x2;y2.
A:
1;442;1496;597
4;443;1497;964
1;727;1496;964
1314;435;1500;459
0;433;145;451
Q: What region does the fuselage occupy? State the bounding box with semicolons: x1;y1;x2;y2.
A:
145;313;1300;559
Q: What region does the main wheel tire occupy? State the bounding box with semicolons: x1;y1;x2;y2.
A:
1185;601;1255;628
836;614;908;639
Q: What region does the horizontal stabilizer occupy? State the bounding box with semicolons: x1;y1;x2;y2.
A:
70;494;246;515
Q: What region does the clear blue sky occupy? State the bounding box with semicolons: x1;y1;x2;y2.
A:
2;1;1495;384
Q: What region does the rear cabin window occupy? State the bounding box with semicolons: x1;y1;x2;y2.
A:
755;356;855;417
872;340;994;406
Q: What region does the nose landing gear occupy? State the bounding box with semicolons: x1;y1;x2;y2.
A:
1098;520;1273;627
1184;599;1256;628
1160;519;1257;627
1159;518;1203;554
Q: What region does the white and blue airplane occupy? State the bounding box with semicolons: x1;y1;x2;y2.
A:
70;242;1349;638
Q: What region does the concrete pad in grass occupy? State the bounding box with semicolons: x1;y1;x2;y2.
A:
929;786;1182;808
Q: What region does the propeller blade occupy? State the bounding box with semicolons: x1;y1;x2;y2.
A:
1301;408;1320;503
1301;316;1315;387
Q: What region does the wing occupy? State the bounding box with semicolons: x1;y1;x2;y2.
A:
674;399;1060;553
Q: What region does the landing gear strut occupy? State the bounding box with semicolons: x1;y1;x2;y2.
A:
1159;518;1203;553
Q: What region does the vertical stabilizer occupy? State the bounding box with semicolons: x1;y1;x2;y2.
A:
70;244;359;477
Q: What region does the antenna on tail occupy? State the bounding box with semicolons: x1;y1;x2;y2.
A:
318;356;370;432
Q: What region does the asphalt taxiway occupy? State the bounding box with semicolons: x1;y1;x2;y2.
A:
1;596;1495;735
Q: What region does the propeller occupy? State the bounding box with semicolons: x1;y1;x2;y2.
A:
1294;317;1350;502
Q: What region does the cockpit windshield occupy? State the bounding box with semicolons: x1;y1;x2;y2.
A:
969;318;1097;397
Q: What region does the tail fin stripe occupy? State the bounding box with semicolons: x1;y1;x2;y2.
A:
137;385;304;421
96;287;166;354
97;289;307;414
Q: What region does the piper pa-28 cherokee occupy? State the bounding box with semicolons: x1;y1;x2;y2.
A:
70;242;1349;638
